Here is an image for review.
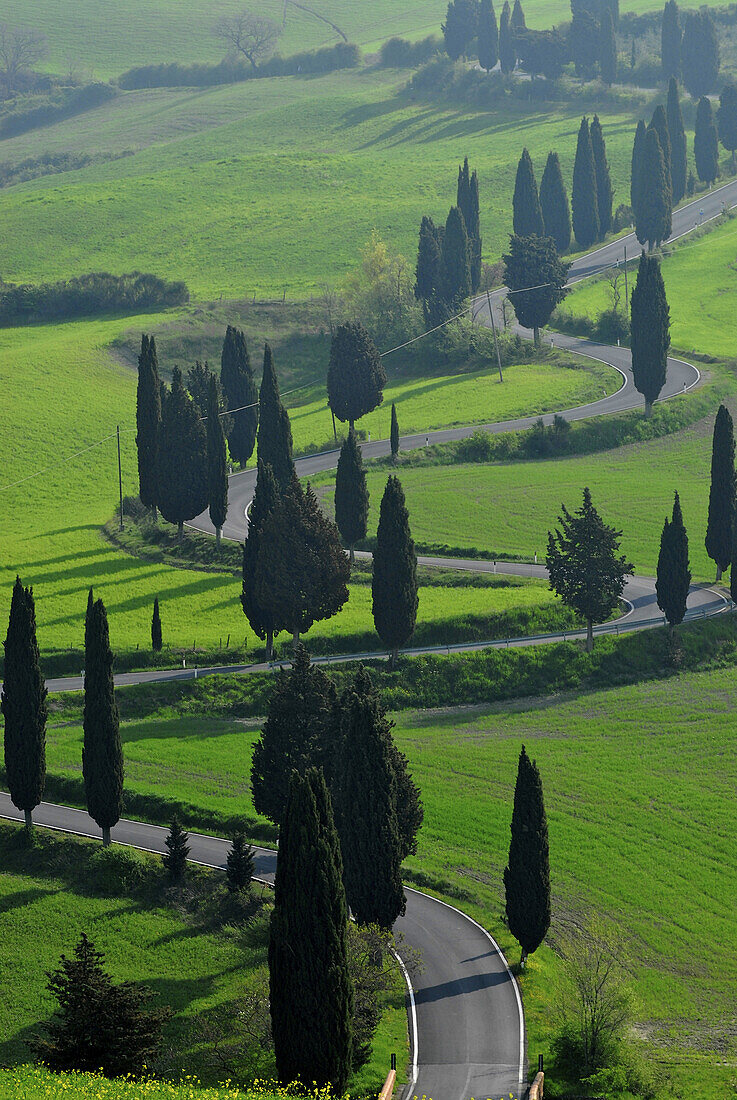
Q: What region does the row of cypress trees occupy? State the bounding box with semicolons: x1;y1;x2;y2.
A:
661;1;719;99
443;0;524;73
631;81;685;249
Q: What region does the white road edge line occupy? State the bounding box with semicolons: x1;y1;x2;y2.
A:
391;947;419;1100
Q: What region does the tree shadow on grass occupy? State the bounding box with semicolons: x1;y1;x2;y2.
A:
0;886;55;914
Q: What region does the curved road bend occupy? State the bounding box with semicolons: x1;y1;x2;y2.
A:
0;794;524;1100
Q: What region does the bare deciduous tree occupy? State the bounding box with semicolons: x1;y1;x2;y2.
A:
214;10;281;70
0;23;48;96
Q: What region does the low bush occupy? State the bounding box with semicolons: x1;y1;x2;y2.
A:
0;271;188;325
378;36;442;68
90;845;147;894
0;150;133;189
0;83;116;139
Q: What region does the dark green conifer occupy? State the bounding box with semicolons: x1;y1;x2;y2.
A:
83;598;123;846
458;158;482;293
503;234;570;346
681;10;719;99
706;404;736;581
157;367;208;543
570;9;599;78
590;115;613;237
649;104;672;198
415;215;445;326
661;0;681;81
571;117;600;249
251;646;338;826
390;403;400;464
206;374;228;547
1;577;46;830
372;476;418;667
499;0;516;74
477;0;499;72
269;768;353;1091
539;152;571;253
694;95;719;186
241;460;279;658
730;514;737;603
220;325;258;467
667;78;687;204
442;0;479;59
441;205;472;309
327;323;387;431
636;128;672;248
511;0;526;30
718;82;737;168
630;119;647;221
334;667;406;928
656;491;691;630
135;334;161;517
512;148;545;238
630;252;670;416
163;817;190;883
151;597;162;652
335;429;369;564
599;9;617;85
227;831;256;893
504;745;550;968
257;344;294;490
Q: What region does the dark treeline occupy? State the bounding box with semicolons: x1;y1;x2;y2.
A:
378;36;443;68
118;42;360;91
0;83;116;139
0;272;189;326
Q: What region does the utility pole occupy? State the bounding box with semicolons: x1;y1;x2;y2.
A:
486;289;504;383
623;244;629;312
117;425;124;531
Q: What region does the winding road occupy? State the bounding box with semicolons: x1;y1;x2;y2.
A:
4;182;737;1100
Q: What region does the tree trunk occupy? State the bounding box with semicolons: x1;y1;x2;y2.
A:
349;418;354;432
533;325;540;348
293;628;300;649
716;564;723;582
644;399;653;418
178;520;184;544
349;545;355;565
151;505;158;524
586;618;594;652
390;646;398;669
520;948;528;970
102;826;111;847
216;526;222;549
24;808;32;831
266;628;274;661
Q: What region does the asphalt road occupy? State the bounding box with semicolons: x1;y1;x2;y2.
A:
0;794;525;1100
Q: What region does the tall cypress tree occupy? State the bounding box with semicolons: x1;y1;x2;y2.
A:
335;429;369;564
333;667;406;929
269;768;353;1092
630;252;669;416
681;10;719;99
649;104;672;200
694;95;719;186
83;598;123;847
442;0;479;59
730;513;737;603
151;597;162;652
206;374;228;547
157;368;209;543
220;325;258;467
499;0;516;74
511;0;526;30
477;0;499;71
718;82;737;168
242;460;279;658
458;159;482;293
667;78;687;204
599;9;617;85
630;119;647;222
441;205;472;309
1;578;46;830
503;745;550;968
372;476;418;667
414;215;445;327
327;323;386;431
512;149;545;238
571;116;600;249
636;128;672;249
539;152;571;253
590;115;613;237
390;403;400;464
661;0;681;81
135;334;161;517
705;404;736;582
257;343;294;489
656;491;691;630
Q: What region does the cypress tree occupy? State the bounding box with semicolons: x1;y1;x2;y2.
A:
513;148;545;237
257;343;294;490
570;9;600;79
390;402;400;464
636;128;672;249
269;768;353;1092
256;475;350;648
388;738;424;860
206;374;228;547
630;252;670;416
718;82;737;169
442;0;479;60
705;404;736;581
372;476;418;667
599;8;617;86
572;117;600;249
499;0;516;74
242;459;279;658
135;334;161;517
327;322;387;431
458;158;482;293
730;513;737;603
511;0;526;31
151;597;162;652
220;325;258;467
333;667;406;929
694;95;719;186
503;233;570;346
157;367;209;543
441;205;472;310
667;78;687;204
335;428;369;564
591;115;613;237
251;646;338;826
227;831;255;893
83;598;123;847
681;10;719;99
415;215;445;326
661;0;681;81
503;745;550;968
163;817;190;883
1;577;46;830
186;359;214;417
656;491;691;630
478;0;499;71
649;104;672;199
539;152;571;253
630;119;647;222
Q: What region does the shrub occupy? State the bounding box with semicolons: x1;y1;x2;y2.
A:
595;307;630;344
90;845;147;894
613;203;634;232
0;83;116;138
379;36;442;68
0;271;188;325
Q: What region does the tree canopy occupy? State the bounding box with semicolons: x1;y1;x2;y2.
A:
503;234;570;346
630;252;670;416
327;322;386;429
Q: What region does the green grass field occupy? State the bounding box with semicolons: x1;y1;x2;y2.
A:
1;1065;288;1100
